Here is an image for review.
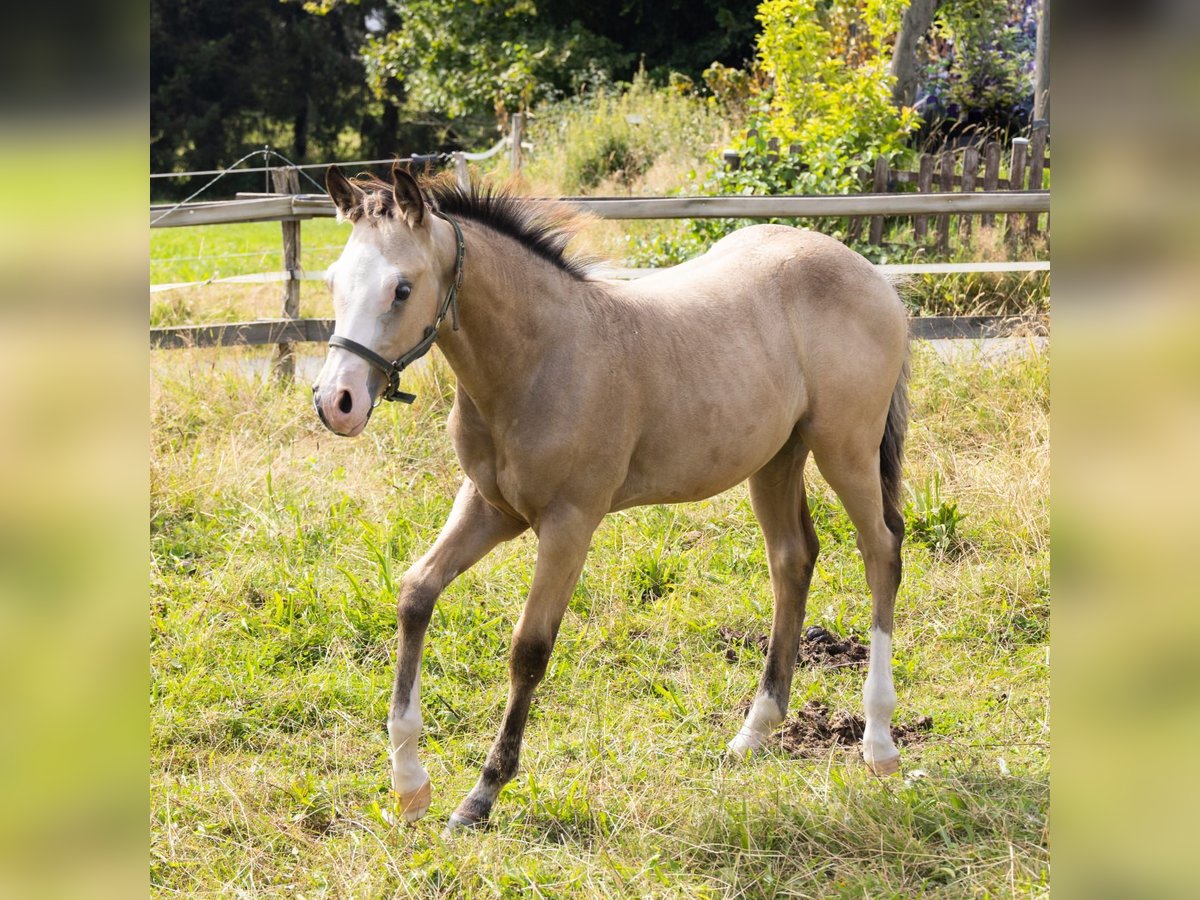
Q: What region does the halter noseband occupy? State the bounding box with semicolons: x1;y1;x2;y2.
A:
327;211;465;405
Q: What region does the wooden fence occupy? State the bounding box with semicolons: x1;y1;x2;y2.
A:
150;173;1050;359
724;122;1050;250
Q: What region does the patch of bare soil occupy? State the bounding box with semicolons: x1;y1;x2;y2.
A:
772;700;934;755
717;624;870;669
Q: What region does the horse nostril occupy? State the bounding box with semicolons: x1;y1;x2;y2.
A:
337;390;353;415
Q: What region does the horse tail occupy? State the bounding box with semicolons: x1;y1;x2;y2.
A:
880;350;910;538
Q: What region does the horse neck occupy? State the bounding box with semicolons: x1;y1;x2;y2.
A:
435;224;586;412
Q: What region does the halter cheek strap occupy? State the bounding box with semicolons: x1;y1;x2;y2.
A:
327;211;465;405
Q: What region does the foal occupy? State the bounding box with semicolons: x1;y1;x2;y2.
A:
312;164;910;829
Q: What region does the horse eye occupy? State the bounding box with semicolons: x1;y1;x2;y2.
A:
393;283;411;305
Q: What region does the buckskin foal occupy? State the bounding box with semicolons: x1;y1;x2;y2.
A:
311;164;910;830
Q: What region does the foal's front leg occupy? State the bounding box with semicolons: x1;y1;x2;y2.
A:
448;506;597;830
388;480;526;821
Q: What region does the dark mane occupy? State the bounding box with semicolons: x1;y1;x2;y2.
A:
344;174;591;280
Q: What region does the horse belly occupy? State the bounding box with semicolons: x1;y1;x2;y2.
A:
613;404;798;510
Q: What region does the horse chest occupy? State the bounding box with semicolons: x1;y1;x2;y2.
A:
447;399;528;521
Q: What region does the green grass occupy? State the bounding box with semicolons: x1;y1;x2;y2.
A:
151;219;352;285
150;343;1049;896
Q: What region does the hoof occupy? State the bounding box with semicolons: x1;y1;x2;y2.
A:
727;728;765;760
864;751;901;776
443;810;485;837
395;777;432;823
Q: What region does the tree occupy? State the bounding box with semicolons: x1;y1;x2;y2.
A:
151;0;383;189
1032;0;1048;122
889;0;944;109
355;0;757;119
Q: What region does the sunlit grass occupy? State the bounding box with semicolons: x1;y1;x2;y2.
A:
150;342;1048;896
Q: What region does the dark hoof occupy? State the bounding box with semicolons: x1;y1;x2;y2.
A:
443;810;486;836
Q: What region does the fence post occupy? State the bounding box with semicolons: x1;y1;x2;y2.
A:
914;153;934;244
959;146;979;243
509;112;525;175
269;166;301;383
451;151;470;190
869;156;889;245
1026;122;1048;237
1007;137;1028;248
981;141;1001;229
937;149;954;254
766;137;780;165
722;149;741;171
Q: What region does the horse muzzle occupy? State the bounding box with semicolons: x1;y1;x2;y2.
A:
312;381;373;437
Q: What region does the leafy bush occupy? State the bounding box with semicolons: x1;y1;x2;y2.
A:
623;1;919;264
921;0;1037;130
752;0;917;175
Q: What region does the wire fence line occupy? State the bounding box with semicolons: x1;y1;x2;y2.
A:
150;136;513;181
151;245;347;266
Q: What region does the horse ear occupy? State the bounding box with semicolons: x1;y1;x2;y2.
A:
390;162;427;228
325;166;358;218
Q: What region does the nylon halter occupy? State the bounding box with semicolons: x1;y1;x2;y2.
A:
327;211;465;405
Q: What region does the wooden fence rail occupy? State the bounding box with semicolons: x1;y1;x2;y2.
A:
150;163;1051;355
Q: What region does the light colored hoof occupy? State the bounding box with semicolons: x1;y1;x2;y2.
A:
864;751;901;776
395;777;432;823
727;730;763;760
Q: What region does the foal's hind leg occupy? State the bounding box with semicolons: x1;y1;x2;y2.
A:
812;439;904;775
388;480;527;821
729;440;819;757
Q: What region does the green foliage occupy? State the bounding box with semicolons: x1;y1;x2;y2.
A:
926;0;1036;124
906;472;967;554
364;0;625;118
360;0;758;120
151;0;374;191
527;73;723;192
624;1;919;264
753;0;917;165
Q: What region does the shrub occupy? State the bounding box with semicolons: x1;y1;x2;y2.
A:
525;71;723;194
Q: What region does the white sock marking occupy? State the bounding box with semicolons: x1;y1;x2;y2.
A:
862;626;898;766
728;694;783;756
387;672;429;794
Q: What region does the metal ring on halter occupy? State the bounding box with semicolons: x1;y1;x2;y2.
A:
326;212;465;405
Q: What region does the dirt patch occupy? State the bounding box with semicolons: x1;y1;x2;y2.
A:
772;700;934;755
717;624;870;669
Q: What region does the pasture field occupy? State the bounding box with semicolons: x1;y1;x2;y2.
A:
150;339;1049;897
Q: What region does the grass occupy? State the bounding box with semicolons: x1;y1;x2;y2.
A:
150;341;1049;896
151;219;354;328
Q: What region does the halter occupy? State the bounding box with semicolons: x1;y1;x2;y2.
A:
328;211;465;405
